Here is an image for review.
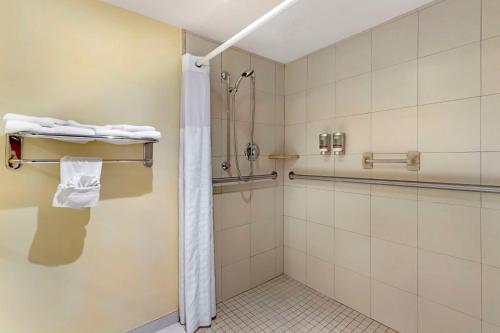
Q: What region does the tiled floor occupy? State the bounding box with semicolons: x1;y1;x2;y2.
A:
192;275;396;333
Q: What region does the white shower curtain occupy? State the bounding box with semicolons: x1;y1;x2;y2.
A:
179;54;216;333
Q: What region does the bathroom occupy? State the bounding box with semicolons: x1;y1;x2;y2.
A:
1;0;500;332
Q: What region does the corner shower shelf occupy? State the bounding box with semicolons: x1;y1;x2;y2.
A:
5;131;158;170
268;154;300;160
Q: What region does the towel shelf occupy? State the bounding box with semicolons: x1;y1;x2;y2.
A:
5;132;157;170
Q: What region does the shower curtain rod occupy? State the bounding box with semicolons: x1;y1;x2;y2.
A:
289;172;500;194
195;0;300;67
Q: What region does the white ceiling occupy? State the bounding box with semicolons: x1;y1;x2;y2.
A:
102;0;434;63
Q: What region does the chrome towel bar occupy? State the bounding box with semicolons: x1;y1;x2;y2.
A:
289;172;500;194
213;171;278;184
6;132;157;170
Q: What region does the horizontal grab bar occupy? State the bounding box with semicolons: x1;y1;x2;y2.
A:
362;151;420;171
289;172;500;194
213;171;278;184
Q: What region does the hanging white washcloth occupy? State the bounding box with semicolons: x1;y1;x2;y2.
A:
52;157;103;208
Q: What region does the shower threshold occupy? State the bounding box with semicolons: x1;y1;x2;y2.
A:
199;275;397;333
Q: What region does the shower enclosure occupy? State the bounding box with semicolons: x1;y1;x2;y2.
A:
185;31;285;304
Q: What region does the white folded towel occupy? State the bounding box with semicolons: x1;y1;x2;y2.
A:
67;120;113;131
3;113;161;143
3;113;68;127
68;121;156;134
4;120;95;143
94;128;161;141
110;124;156;132
52;157;103;208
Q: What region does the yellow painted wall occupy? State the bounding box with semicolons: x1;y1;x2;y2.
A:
0;1;181;332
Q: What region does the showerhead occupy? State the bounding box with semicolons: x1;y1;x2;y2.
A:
233;69;255;92
241;69;254;77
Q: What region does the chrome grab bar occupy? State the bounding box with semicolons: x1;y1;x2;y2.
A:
213;171;278;184
288;172;500;194
362;151;420;171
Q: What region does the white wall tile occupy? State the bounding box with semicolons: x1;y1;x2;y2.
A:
334;154;372;178
284;246;306;283
483;322;500;333
418;250;481;318
307;188;334;226
419;42;480;105
371;280;418;333
335;229;370;276
482;152;500;186
275;246;284;275
251;187;275;222
285;91;306;125
284;216;306;252
372;107;417;153
250;250;276;288
284;186;306;219
371;196;417;247
483;0;500;39
372;60;417;111
306;155;334;177
418;98;480;152
418;201;480;261
371;238;417;293
275;95;285;126
254;123;276;155
306;255;334;297
372;13;418;70
418;0;480;56
255;91;275;124
221;191;251;229
418;188;480;207
482;36;500;96
334;191;370;235
418;297;482;333
482;94;500;151
285;123;306;155
371;184;417;201
307;222;334;263
222;258;251;300
419;152;480;184
222;224;251;266
276;63;285;96
307;46;335;88
285;57;307;95
482;208;500;268
335;73;371;116
252;55;275;94
334;266;371;316
335;114;371;154
306;84;334;121
251;221;275;256
335;32;372;80
483;265;500;326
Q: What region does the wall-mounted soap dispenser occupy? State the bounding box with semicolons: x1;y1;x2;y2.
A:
332;132;345;155
319;134;332;155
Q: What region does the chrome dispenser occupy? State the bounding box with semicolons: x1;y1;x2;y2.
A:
332;132;345;155
319;134;332;155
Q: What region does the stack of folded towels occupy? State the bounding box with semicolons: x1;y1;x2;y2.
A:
3;113;161;143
